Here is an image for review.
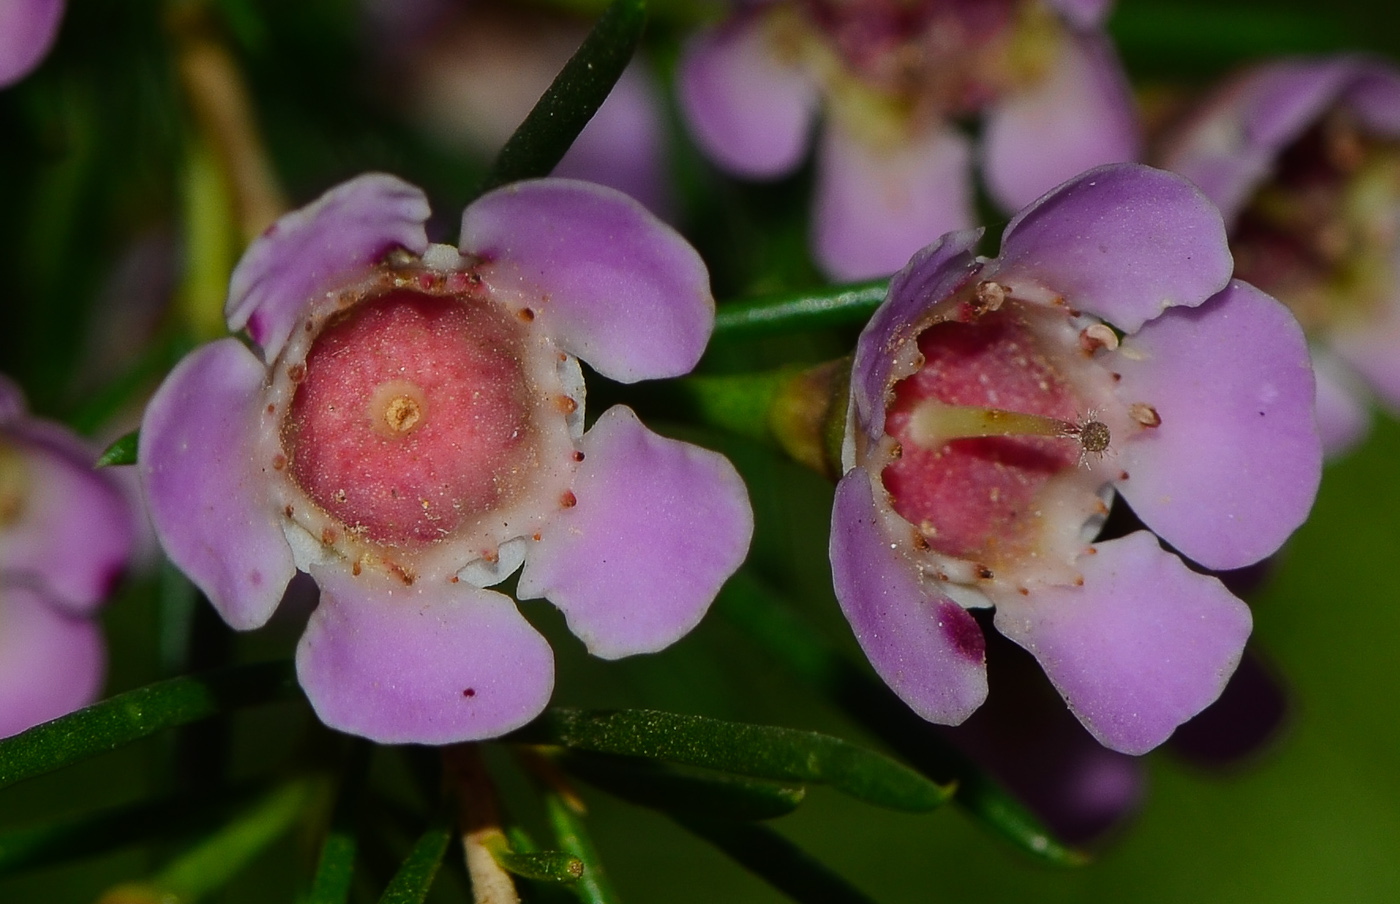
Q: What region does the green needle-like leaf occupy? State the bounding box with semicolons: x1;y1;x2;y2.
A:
717;573;1087;866
306;740;374;904
0;660;298;791
561;751;806;821
96;430;138;468
475;0;646;196
515;709;951;813
0;780;271;876
376;815;453;904
545;793;619;904
489;846;584;884
676;816;878;904
712;280;888;341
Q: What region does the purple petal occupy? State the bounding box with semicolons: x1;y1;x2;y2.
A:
1311;349;1371;458
848;230;984;445
1332;297;1400;417
516;405;752;659
1167;646;1289;767
982;33;1139;212
993;531;1252;755
813;121;974;281
944;632;1142;843
1161;59;1400;224
139;339;295;630
0;374;22;421
0;0;64;88
677;17;818;178
0;587;103;739
992;163;1234;333
0;421;133;613
298;565;554;744
555;63;674;219
829;470;988;724
461;180;714;383
1111;280;1320;570
226;173;431;360
1044;0;1113;28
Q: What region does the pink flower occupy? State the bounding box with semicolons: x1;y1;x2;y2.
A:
830;164;1321;754
139;174;754;744
677;0;1138;279
0;376;134;737
1160;56;1400;456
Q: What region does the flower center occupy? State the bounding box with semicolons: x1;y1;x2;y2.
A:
1233;111;1400;334
283;289;549;548
881;306;1103;571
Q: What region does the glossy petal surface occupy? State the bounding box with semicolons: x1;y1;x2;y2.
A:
226;173;431;360
0;586;103;739
982;33;1138;212
994;532;1252;755
829;471;988;724
813;122;974;280
848;230;983;447
298;566;554;744
462;180;713;382
1046;0;1112;28
0;422;132;613
1112;280;1320;570
0;0;63;87
993;164;1233;332
517;406;752;659
139;339;295;630
677;17;817;178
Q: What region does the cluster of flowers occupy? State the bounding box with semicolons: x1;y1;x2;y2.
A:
6;0;1399;844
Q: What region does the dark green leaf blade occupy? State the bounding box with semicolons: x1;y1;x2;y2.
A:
492;848;584;884
676;816;878;904
475;0;646;196
96;430;138;468
545;793;619;904
561;751;806;821
717;573;1087;865
306;740;374;904
376;815;453;904
516;709;951;813
0;660;297;791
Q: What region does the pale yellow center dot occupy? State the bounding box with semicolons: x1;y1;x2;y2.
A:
368;380;429;438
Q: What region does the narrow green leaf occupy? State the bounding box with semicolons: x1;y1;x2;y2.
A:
515;709;951;813
491;847;584;884
0;660;298;791
376;815;453;904
561;751;806;821
676;816;878;904
475;0;646;196
545;793;620;904
716;573;1087;866
713;280;887;341
306;740;375;904
1111;2;1350;69
0;780;269;876
96;430;138;468
156;779;315;900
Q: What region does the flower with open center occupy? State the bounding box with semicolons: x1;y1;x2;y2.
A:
830;164;1321;754
0;0;64;87
0;376;134;737
1159;56;1400;455
677;0;1138;279
139;174;754;744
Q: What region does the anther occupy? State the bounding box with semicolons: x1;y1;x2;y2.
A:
1129;403;1161;428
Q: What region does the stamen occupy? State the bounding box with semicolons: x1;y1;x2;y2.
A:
905;399;1111;457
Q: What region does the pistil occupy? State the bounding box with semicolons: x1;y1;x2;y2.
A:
904;398;1108;456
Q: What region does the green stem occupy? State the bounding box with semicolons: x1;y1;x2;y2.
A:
712;280;887;341
475;0;647;197
544;793;620;904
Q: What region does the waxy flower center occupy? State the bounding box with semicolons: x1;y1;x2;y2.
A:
283;289;551;549
881;305;1112;575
